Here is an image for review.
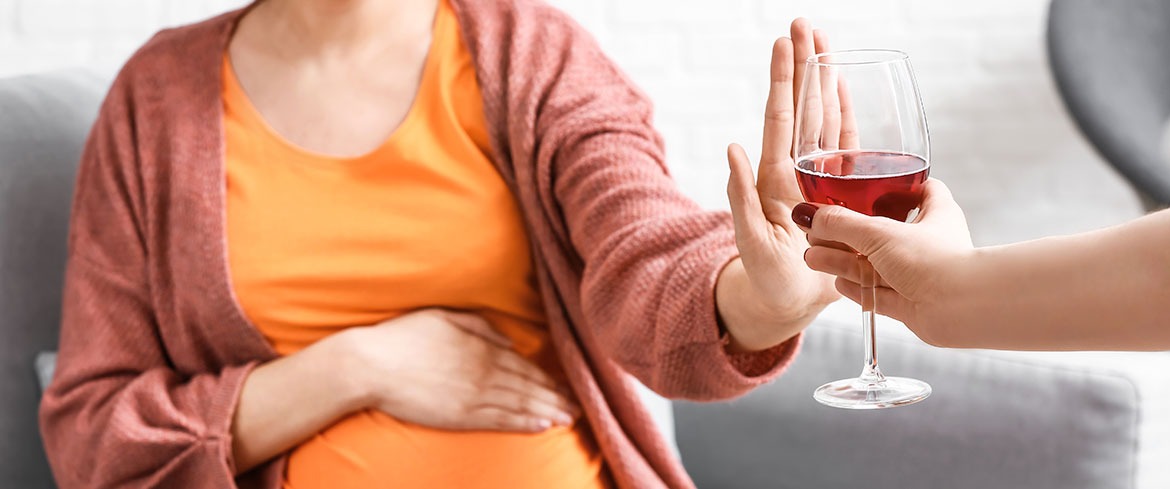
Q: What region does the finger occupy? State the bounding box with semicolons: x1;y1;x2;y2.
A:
805;246;860;281
834;277;914;322
479;387;577;427
837;77;860;149
791;18;822;155
760;37;796;169
790;18;817;117
496;375;578;417
805;245;890;287
465;406;553;433
492;349;560;390
756;39;807;220
726;143;770;242
794;203;898;257
919;178;962;223
445;311;512;349
813;29;841;151
492;376;580;422
807;236;852;252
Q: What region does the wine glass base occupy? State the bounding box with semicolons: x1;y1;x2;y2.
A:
813;376;931;410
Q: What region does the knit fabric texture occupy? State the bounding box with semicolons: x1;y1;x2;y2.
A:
39;1;801;487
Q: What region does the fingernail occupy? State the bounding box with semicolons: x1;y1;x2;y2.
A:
535;418;552;431
556;412;574;426
792;203;818;228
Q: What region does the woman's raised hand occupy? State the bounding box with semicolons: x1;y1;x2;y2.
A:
720;19;847;349
341;308;579;432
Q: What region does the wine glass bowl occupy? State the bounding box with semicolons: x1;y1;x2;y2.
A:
794;151;928;221
794;49;932;409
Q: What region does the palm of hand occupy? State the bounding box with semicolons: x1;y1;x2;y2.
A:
726;20;844;316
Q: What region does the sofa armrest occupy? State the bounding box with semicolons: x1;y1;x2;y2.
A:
675;301;1170;489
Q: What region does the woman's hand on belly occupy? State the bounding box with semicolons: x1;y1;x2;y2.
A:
339;308;580;432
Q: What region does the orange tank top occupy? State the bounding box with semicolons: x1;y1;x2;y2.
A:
223;1;607;487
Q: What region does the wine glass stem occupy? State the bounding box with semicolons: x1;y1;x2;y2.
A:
858;255;885;384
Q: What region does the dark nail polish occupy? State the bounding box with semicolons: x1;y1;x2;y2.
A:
792;203;817;228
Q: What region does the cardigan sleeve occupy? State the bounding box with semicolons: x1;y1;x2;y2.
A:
38;78;258;488
529;11;801;401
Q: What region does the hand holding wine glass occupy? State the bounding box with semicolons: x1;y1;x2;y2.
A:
792;48;935;409
798;179;974;341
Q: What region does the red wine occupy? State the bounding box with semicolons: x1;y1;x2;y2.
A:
795;151;929;221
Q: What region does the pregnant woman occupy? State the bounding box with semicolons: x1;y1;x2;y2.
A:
39;0;843;486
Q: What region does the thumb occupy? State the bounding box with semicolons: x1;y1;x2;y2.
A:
918;178;962;224
791;203;897;257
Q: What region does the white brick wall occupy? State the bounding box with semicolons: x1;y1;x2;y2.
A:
0;0;1144;244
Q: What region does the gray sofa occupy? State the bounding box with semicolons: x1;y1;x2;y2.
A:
1;71;101;489
674;303;1170;489
3;72;1169;489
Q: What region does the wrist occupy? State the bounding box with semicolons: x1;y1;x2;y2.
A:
315;329;378;412
715;258;806;352
917;247;983;347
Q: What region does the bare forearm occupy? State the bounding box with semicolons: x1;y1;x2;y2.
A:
941;210;1170;350
716;258;824;352
230;332;368;474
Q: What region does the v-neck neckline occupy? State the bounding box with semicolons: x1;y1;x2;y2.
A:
221;1;447;165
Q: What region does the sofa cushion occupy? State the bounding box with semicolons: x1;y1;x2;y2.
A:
35;352;57;393
675;301;1170;489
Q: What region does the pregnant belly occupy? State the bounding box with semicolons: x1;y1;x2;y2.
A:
284;410;608;489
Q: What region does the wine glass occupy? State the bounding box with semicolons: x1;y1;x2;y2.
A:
794;49;932;409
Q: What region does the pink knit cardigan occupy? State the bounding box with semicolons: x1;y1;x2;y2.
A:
39;0;801;487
